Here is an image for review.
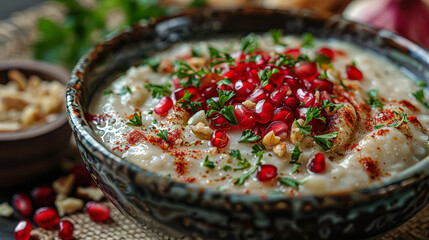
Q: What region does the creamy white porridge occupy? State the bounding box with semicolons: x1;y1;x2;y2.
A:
88;32;429;196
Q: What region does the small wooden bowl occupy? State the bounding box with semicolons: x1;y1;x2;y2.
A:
0;60;71;188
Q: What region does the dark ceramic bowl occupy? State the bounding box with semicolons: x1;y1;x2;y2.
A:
0;60;71;188
66;8;429;240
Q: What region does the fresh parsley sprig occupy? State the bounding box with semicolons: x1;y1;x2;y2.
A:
375;111;410;129
368;89;384;108
278;177;307;190
241;34;259;54
269;29;287;46
178;90;202;114
412;89;429;109
258;68;279;87
127;112;143;126
301;33;315;48
156;130;168;141
144;83;171;99
238;129;261;143
229;149;251;171
208;46;236;67
290;144;302;173
233;146;264;185
203;155;215;169
143;57;160;72
173;60;208;88
206;90;238;126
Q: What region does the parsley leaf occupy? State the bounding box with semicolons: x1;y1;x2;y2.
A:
238;129;261;143
208;46;236;67
258;68;279;87
127;113;143;126
233;151;263;185
220;105;238;126
144;83;171;99
191;44;202;57
417;80;427;87
304;106;325;126
412;89;429;109
279;177;307;190
387;111;410;128
339;79;350;91
143;57;160;72
241;34;259;54
269;29;286;46
156;130;169;141
216;78;232;86
222;164;232;171
203;155;215;169
312;132;338;150
314;54;331;66
103;90;113;95
173;61;208;88
205;89;235;117
368;89;384;108
239;55;262;63
294;119;312;136
374;125;384;129
178;90;202;114
218;89;236;107
251;142;265;155
229;149;242;159
229;149;251;171
321;100;344;112
301;33;315;48
290;143;302;173
119;86;132;95
318;70;329;80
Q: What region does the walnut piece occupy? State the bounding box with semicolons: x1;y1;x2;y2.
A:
0;202;13;217
273;142;287;157
262;130;280;147
290;119;305;143
191;122;211;140
55;197;84;216
52;174;75;196
76;186;105;201
8;69;27;90
242;100;256;109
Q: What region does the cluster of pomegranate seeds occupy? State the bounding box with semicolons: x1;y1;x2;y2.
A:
86;202;111;222
307;153;326;173
33;207;59;229
12;194;32;217
14;220;32;240
59;220;74;240
256;164;278;181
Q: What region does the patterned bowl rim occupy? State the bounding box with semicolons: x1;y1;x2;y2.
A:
67;8;429;205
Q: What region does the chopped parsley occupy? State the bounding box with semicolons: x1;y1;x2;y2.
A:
216;78;232;86
119;86;132;95
103;89;114;95
339;79;350;91
301;33;315;48
278;177;307;190
312;132;338;150
127;112;143;126
290;144;302;173
144;83;171;99
269;29;286;46
208;46;236;67
178;90;202;114
203;155;215;169
191;44;203;57
206;89;236;117
313;54;331;66
237;129;261;143
367;89;384;108
412;89;429;109
295;119;312;135
417;80;427;87
378;111;410;128
241;34;259;54
258;68;279;87
173;60;208;88
222;164;232;171
374;125;384;129
229;149;251;171
220;105;238;126
233;150;263;185
240;54;262;63
251;142;265;154
156;130;168;141
318;70;329;80
152;119;158;125
143;57;160;72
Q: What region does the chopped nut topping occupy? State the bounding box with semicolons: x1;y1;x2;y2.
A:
262;130;281;147
0;202;13;217
273;142;287;157
76;186;105;201
8;69;27;90
52;174;75;196
209;147;217;156
55;197;84;216
191;122;211;140
242;100;256;109
291;119;305;143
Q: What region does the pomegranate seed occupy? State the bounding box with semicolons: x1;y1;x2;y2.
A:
294;62;318;80
34;207;59;229
234;80;254;100
246;88;269;103
346;65;363;81
200;73;222;88
254;100;274;124
267;69;285;86
210;130;229;148
284;96;300;110
245;68;260;86
234;104;256;129
251;126;265;137
201;85;218;98
219;84;233;91
270;85;291;107
295;107;308;120
272;107;294;123
320;91;333;103
266;121;289;139
284;48;300;58
262;83;275;93
173;86;200;102
59;220;74;240
72;165;93;187
210;114;230;130
31;186;56;207
12;193;32;217
285;76;304;91
256;164;278;182
296;88;315;107
154;96;173;117
223;69;239;82
316;47;335;61
312;79;333;93
14;220;32;240
86;202;110;222
172;76;180;89
308;153;326;173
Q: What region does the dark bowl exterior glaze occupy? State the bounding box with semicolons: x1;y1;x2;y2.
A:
0;60;71;188
66;9;429;240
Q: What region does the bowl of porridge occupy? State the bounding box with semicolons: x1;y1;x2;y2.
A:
0;60;71;187
66;8;429;239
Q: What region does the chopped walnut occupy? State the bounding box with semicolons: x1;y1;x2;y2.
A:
191;122;211;140
52;174;75;196
0;202;13;217
262;130;280;147
55;197;84;216
209;147;217;156
290;119;305;143
242;100;256;109
76;186;105;201
273;142;287;157
187;57;206;70
159;59;174;73
21;105;39;126
8;69;27;90
2;96;28;111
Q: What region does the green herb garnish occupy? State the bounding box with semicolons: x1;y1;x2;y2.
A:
387;111;410;128
238;129;261;143
339;79;350;91
412;89;429;109
301;33;315;48
119;86;132;95
203;155;215;169
233;151;263;185
143;57;160;72
103;90;113;95
278;177;307;190
258;68;279;87
312;132;338;150
178;90;202;114
290;144;302;173
241;34;259;54
269;29;286;46
220;105;238;126
208;46;236;67
127;112;143;126
173;61;208;88
222;164;232;171
368;89;384;108
144;83;171;99
156;130;168;141
216;78;232;86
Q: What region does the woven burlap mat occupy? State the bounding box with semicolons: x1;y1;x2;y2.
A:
2;2;428;239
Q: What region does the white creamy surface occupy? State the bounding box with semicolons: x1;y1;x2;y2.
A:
89;35;429;196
